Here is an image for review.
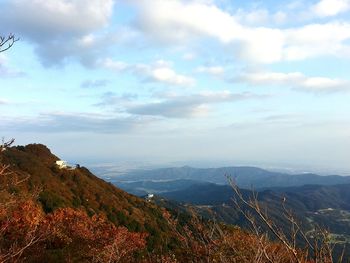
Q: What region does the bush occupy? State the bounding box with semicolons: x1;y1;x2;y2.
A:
39;191;66;213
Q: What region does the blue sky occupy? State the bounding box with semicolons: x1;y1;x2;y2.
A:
1;0;350;173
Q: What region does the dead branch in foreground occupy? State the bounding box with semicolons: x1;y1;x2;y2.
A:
228;176;345;263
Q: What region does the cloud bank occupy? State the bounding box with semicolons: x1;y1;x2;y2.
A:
101;59;195;87
235;71;350;92
130;0;350;63
0;0;114;66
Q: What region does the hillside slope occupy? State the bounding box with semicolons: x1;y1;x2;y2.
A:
1;144;184;252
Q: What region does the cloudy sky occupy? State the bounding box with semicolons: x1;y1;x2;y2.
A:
1;0;350;173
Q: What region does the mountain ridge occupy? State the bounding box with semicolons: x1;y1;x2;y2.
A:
111;166;350;196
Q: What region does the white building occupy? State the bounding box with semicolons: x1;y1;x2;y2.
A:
55;160;68;169
146;193;154;202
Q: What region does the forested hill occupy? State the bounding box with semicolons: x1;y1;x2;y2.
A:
1;144;185;252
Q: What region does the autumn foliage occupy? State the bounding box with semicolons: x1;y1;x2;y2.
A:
160;209;316;263
0;200;147;262
0;141;147;262
45;208;147;262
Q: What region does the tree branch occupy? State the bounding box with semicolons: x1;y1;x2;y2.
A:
0;34;19;53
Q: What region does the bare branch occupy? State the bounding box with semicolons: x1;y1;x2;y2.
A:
0;34;19;53
227;175;335;263
0;138;15;152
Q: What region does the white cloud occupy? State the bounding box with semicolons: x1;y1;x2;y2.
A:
94;92;138;108
131;0;285;63
182;53;196;60
102;58;128;71
3;0;350;66
101;59;195;87
236;71;349;92
133;0;242;43
130;0;350;63
234;7;287;25
312;0;350;17
81;79;110;89
127;91;264;118
95;88;264;118
150;67;195;86
4;0;113;38
196;66;225;75
284;22;350;61
0;98;9;105
2;0;350;66
273;11;287;24
3;112;151;134
0;0;114;66
235;9;269;25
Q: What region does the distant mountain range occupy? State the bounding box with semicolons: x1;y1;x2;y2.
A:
112;166;350;195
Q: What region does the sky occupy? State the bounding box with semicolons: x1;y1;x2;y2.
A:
0;0;350;174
